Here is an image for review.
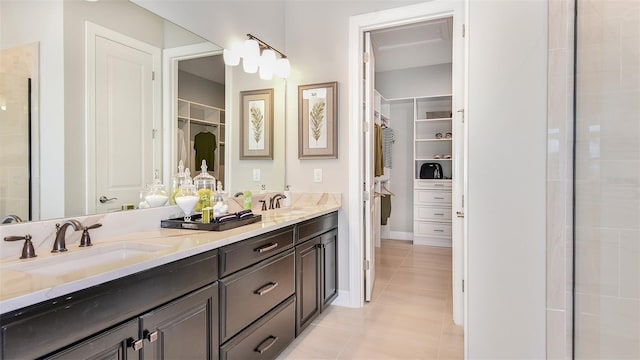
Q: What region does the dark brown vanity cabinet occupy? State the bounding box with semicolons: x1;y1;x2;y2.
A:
45;283;219;360
295;213;339;335
218;226;296;360
0;250;219;360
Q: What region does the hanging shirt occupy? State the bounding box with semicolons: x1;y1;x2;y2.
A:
382;126;395;168
194;131;217;171
177;128;188;167
374;124;384;177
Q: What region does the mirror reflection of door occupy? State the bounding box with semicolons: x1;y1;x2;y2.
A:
88;23;160;214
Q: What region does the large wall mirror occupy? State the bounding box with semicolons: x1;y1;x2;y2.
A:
0;0;285;224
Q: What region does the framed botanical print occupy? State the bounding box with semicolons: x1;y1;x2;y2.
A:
298;82;338;159
240;88;274;159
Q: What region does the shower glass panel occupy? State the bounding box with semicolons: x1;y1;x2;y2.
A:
574;0;640;358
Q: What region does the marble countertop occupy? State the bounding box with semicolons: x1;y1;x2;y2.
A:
0;204;340;314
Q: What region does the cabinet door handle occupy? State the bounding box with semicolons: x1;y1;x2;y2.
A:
145;330;159;343
434;229;445;233
254;242;278;253
254;282;279;296
434;197;445;200
128;338;143;351
434;213;445;216
255;335;279;354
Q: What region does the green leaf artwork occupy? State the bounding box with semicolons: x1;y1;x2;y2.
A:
310;100;326;144
250;106;264;144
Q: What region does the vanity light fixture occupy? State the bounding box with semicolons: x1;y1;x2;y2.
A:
223;33;290;80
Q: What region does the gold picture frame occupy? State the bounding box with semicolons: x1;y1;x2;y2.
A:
240;88;274;159
298;81;338;159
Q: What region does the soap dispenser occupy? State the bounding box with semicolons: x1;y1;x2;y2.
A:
169;160;185;205
193;160;216;212
145;169;169;207
175;168;198;221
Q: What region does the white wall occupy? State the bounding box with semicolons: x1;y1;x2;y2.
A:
226;66;286;195
387;100;414;234
466;0;547;357
376;63;452;99
178;70;225;108
1;0;64;220
133;0;286;51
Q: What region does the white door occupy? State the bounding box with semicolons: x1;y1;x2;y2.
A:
92;32;157;213
363;32;376;302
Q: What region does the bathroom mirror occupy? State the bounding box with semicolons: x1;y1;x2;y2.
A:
0;0;285;223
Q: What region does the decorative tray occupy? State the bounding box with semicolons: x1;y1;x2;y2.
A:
160;213;262;231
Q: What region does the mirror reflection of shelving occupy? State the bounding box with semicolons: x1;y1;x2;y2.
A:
414;94;453;180
177;99;225;184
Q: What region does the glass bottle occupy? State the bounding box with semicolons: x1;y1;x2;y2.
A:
169;160;185;205
175;168;199;221
193;160;216;212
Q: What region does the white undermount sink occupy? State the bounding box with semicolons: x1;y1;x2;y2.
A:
3;242;171;277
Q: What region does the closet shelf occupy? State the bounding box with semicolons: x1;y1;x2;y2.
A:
415;138;452;142
416;117;452;122
416;158;453;161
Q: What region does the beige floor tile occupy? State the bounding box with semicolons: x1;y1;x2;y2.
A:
280;243;463;360
278;324;353;359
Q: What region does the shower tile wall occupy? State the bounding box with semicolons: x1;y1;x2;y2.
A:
0;45;36;221
547;0;574;358
574;0;640;358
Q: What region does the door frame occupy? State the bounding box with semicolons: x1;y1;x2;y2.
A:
347;1;466;323
85;22;161;215
161;43;222;188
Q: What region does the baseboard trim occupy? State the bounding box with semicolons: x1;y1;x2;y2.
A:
388;231;413;241
329;290;355;307
413;237;452;247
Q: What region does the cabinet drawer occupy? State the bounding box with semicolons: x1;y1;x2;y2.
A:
298;212;338;243
220;296;295;360
220;250;295;342
414;221;452;237
414;206;452;221
219;226;294;277
414;180;452;190
414;189;452;205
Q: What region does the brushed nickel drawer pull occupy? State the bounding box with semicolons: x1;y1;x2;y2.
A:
254;242;278;253
434;213;445;216
145;330;158;343
434;229;445;232
434;197;445;200
254;282;279;296
435;184;444;187
255;335;279;354
128;338;143;351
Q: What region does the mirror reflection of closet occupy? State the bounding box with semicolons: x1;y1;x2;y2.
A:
177;55;226;186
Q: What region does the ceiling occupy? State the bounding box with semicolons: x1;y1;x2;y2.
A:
179;55;226;85
371;17;453;73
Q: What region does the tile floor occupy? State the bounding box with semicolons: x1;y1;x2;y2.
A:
278;239;464;359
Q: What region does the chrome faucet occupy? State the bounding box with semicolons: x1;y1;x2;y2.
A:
52;219;82;253
1;214;23;224
269;194;287;210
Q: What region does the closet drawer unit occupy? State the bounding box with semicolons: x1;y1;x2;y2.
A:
220;296;296;360
219;226;294;277
220;250;295;342
414;206;452;222
414;221;452;237
414;180;452;190
414;189;452;205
